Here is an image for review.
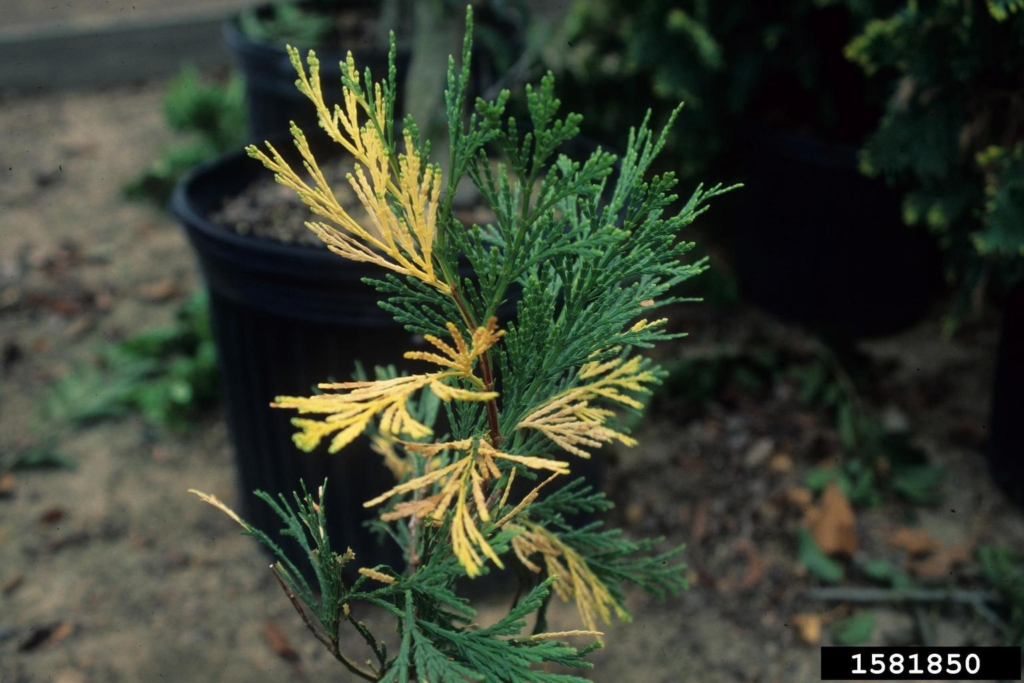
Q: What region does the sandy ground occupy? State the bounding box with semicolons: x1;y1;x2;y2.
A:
1;80;1022;683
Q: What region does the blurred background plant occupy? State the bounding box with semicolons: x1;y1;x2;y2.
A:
545;0;1024;326
238;1;339;47
41;291;218;432
123;66;246;206
845;0;1024;324
544;0;899;178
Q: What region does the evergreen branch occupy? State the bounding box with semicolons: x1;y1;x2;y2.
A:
191;7;733;678
271;566;379;682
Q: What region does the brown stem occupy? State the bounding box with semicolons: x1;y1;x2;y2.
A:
477;351;502;448
448;284;502;447
270;566;379;682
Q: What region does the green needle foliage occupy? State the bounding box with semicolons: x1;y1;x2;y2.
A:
193;8;734;680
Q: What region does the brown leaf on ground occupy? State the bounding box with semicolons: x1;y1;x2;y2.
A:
138;279;180;301
791;614;822;645
909;540;975;579
785;487;813;511
804;482;858;557
264;620;300;663
0;472;15;498
39;506;66;525
48;621;73;644
769;453;794;472
888;528;940;556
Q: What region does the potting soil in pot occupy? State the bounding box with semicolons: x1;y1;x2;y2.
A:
210;158;364;247
210;156;497;247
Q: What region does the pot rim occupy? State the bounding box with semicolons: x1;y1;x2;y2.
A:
170;142;351;267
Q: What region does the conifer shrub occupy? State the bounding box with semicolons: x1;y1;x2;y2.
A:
845;0;1024;304
191;10;735;679
546;0;891;178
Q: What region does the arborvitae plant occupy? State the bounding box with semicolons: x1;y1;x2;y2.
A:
191;9;734;680
845;0;1024;310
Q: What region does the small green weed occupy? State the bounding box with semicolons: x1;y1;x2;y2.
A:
238;2;335;47
124;66;245;205
42;292;218;431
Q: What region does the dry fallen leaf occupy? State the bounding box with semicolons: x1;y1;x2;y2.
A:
49;621;73;644
38;507;66;525
138;279;180;302
786;486;813;511
264;620;300;663
888;527;940;556
909;540;975;579
0;472;15;498
791;614;822;645
769;453;794;473
805;482;858;557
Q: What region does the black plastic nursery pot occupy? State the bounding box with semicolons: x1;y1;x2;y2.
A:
172;145;412;573
732;125;944;339
988;280;1024;509
224;1;518;144
224;1;408;143
172;143;605;578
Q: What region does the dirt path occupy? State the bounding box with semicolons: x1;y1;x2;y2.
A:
1;82;1022;683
